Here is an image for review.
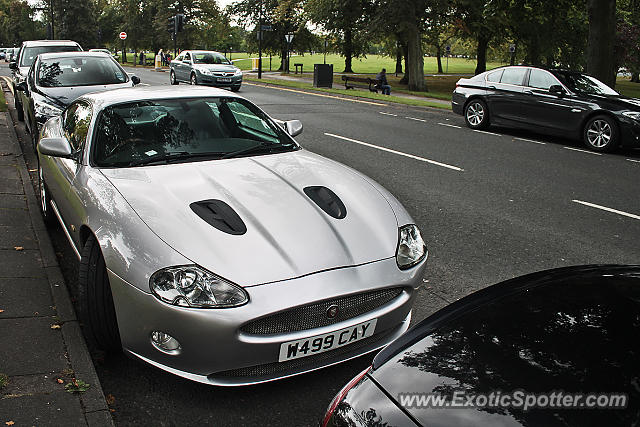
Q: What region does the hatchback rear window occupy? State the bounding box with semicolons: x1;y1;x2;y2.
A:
20;45;81;67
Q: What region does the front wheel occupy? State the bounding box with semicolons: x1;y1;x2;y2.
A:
464;99;489;129
170;70;178;85
78;235;122;352
190;73;197;85
231;85;241;92
583;115;618;152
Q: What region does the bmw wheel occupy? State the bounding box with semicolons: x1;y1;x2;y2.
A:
190;73;197;85
464;99;489;130
38;161;56;226
78;234;122;352
170;70;178;85
583;115;618;152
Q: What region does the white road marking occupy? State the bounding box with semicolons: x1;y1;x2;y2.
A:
564;147;602;156
1;76;13;93
514;137;546;145
138;83;150;86
406;116;427;122
379;112;397;117
626;158;640;163
572;200;640;221
324;132;464;172
244;82;385;106
438;122;461;129
473;129;502;136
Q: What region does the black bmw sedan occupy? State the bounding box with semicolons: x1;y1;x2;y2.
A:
452;66;640;152
323;265;640;427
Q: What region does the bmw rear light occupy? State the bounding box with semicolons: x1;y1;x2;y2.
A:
321;366;372;427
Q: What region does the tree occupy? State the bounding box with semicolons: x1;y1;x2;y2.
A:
586;0;617;87
56;0;98;47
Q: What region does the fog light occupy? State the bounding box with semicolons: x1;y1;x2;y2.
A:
151;331;181;354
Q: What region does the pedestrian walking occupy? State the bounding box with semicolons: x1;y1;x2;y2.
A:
375;68;391;95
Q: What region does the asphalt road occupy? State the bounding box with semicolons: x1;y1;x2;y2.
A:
4;63;640;426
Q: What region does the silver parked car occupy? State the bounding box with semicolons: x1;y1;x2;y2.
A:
37;87;427;386
170;50;242;91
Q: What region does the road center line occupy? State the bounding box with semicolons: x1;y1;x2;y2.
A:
437;122;461;129
514;137;546;145
564;146;602;156
572;200;640;220
379;112;397;117
626;158;640;163
473;129;502;136
244;82;385;106
324;132;464;172
406;116;428;122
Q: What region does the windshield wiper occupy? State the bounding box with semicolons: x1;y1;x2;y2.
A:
220;142;293;160
128;151;223;167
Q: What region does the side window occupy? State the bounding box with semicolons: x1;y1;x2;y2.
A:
500;68;527;86
184;52;191;62
528;69;560;90
63;101;93;152
486;70;503;83
175;54;184;61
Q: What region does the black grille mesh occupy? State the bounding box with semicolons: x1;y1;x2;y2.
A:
210;328;394;379
240;287;404;335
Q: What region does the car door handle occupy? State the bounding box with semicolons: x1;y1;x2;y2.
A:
524;90;533;95
488;86;496;89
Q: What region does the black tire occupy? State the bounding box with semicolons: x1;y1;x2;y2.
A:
38;160;57;227
78;235;122;352
464;98;489;130
583;114;619;152
190;73;197;85
15;93;24;122
31;122;39;152
170;70;178;85
231;85;241;92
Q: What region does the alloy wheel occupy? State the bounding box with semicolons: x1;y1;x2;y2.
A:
586;119;611;148
190;74;197;85
466;102;484;127
39;165;47;214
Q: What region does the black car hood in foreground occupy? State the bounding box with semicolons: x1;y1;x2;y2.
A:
366;265;640;426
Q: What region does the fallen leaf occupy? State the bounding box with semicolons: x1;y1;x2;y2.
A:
0;310;4;313
109;409;116;413
28;169;36;172
14;246;23;251
106;394;116;405
51;324;61;329
57;378;64;384
6;421;15;426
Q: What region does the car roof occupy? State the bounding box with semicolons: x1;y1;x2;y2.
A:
38;51;110;60
79;86;243;110
21;40;81;47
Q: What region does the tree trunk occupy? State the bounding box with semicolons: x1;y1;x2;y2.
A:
436;46;443;74
407;26;426;92
475;34;488;75
395;44;403;74
632;72;639;83
343;27;353;73
400;42;409;85
586;0;617;87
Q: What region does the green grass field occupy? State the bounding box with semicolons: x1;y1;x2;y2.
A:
617;78;640;98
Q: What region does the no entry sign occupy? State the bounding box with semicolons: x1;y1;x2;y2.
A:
119;32;127;40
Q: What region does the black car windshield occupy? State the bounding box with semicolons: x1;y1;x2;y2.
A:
37;56;128;87
554;72;619;95
20;45;81;67
93;97;297;167
193;52;230;65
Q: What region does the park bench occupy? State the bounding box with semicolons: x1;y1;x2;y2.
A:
294;63;303;74
341;75;380;93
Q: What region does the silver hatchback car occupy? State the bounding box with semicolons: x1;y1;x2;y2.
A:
170;50;242;91
36;87;428;385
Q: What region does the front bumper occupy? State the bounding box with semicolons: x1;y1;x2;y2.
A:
619;116;640;147
197;73;242;87
109;256;426;386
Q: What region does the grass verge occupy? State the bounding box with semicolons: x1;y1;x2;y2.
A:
0;89;7;112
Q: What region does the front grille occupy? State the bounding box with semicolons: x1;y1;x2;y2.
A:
240;287;404;335
210;328;394;379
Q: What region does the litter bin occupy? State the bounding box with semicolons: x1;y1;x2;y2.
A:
252;58;259;71
314;64;333;88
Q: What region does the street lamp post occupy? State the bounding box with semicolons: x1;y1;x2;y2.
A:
258;0;263;79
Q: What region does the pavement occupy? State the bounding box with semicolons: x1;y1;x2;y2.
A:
0;84;113;426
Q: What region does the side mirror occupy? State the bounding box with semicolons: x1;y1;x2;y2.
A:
38;137;73;158
549;85;565;96
131;75;140;85
285;120;303;137
9;61;17;70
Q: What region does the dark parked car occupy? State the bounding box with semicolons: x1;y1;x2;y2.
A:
169;50;242;91
18;51;139;149
11;40;83;122
452;66;640;152
323;265;640;427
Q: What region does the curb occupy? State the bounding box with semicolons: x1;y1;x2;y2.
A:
2;86;114;426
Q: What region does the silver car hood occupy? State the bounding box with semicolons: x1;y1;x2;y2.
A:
100;150;400;286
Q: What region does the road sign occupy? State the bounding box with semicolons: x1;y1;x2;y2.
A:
285;34;294;43
509;44;516;53
119;32;127;40
261;24;272;31
445;45;451;53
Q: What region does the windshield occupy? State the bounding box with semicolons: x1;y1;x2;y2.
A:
193;52;230;65
93;97;297;168
20;45;81;67
554;72;619;96
37;56;128;87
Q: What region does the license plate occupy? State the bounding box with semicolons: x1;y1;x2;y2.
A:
278;319;377;362
217;78;232;82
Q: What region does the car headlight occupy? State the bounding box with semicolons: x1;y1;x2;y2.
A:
234;69;242;76
622;111;640;121
34;99;63;119
396;224;427;269
198;68;213;75
150;265;248;308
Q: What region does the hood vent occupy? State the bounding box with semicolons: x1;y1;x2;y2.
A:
190;200;247;235
304;186;347;219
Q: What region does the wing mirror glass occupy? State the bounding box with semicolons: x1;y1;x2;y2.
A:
38;137;73;158
285;120;303;137
9;61;17;70
549;85;566;96
131;75;140;85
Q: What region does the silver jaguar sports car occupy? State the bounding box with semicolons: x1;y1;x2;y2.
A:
37;86;428;385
